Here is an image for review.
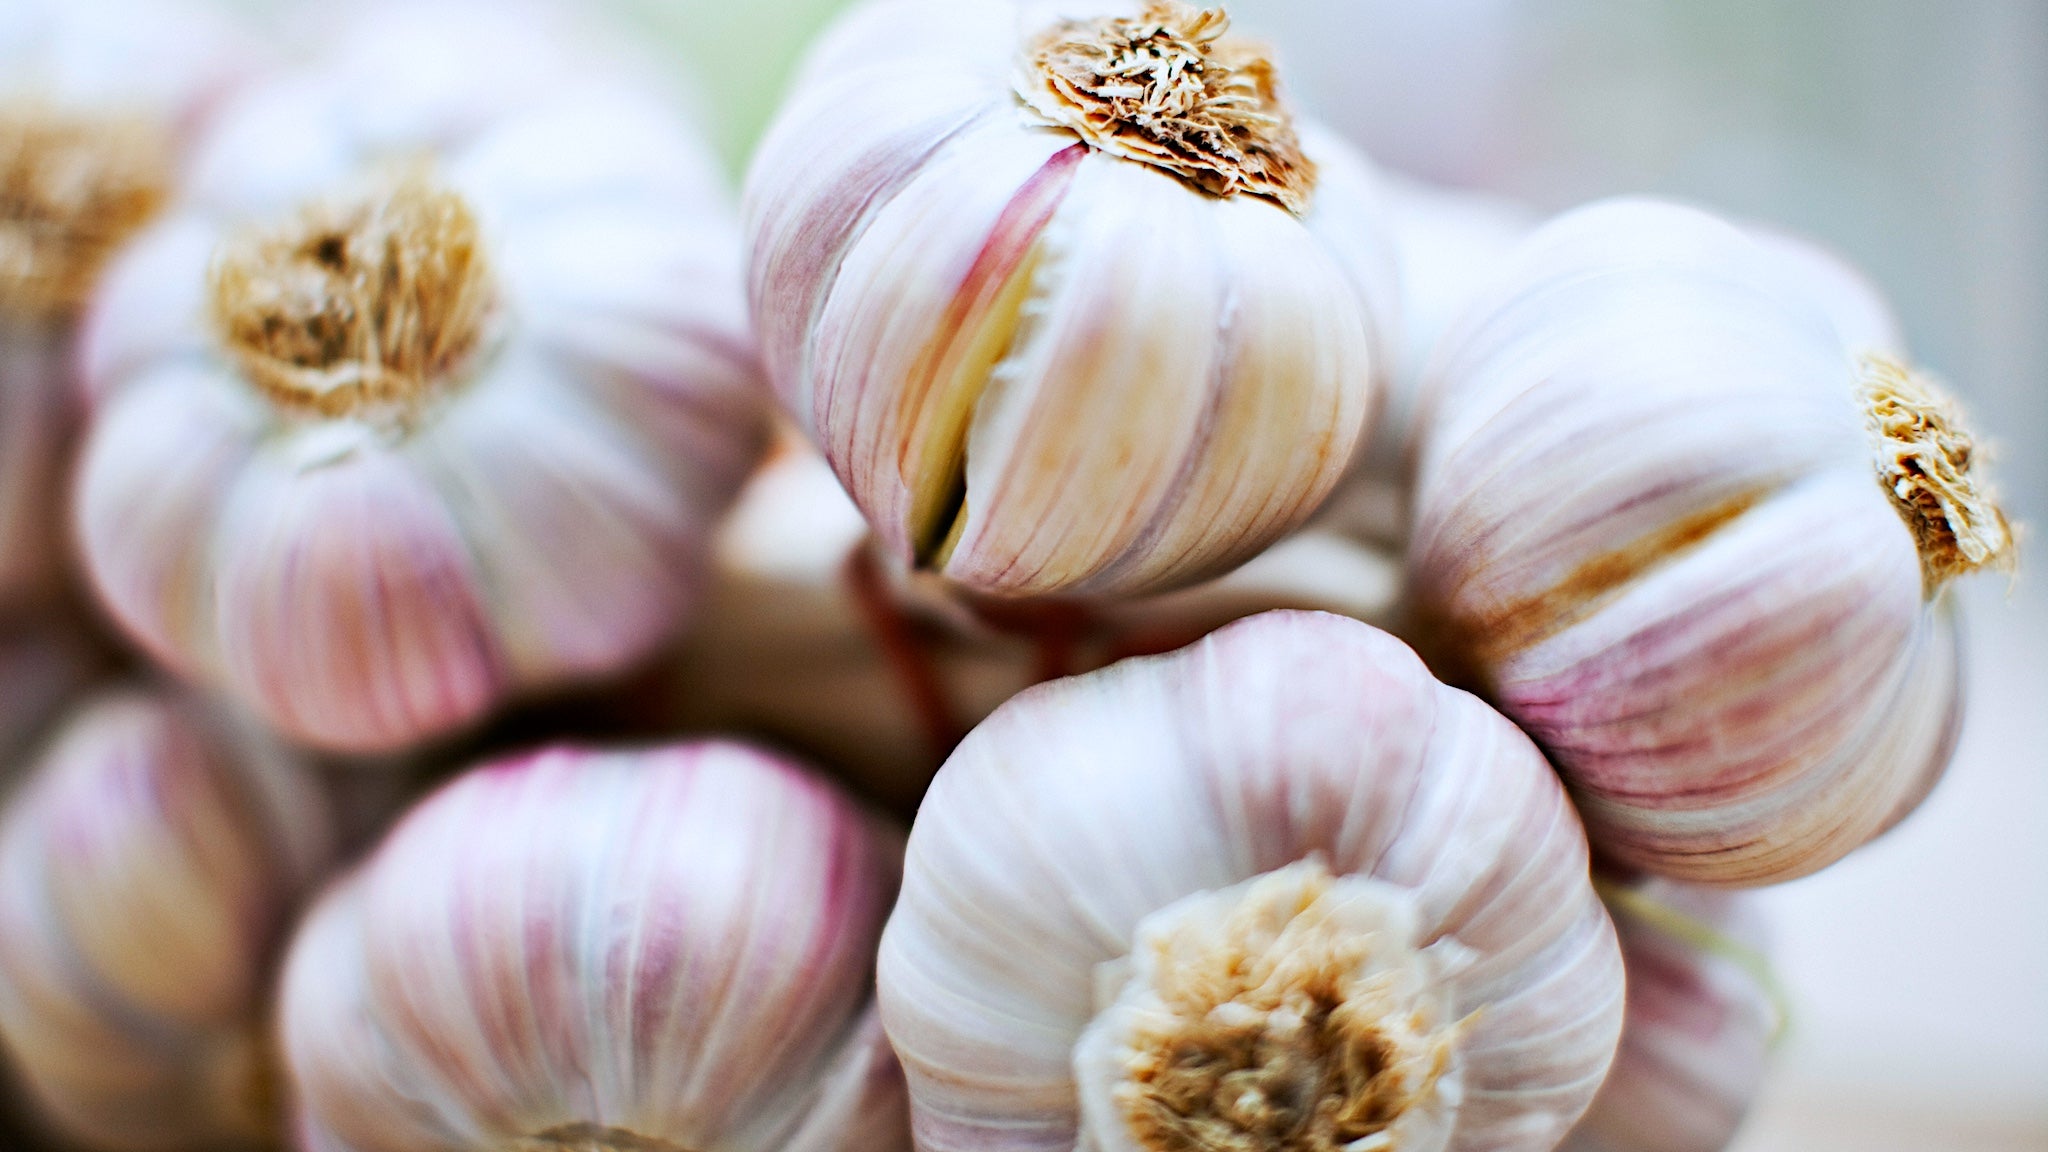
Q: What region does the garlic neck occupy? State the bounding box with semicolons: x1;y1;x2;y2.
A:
1857;354;2014;592
0;103;172;323
1075;860;1463;1152
1015;2;1315;214
510;1126;694;1152
209;168;501;425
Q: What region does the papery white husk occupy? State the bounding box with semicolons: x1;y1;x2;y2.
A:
280;740;908;1152
0;0;250;608
0;686;331;1152
745;0;1399;598
1562;882;1777;1152
879;610;1624;1152
72;0;767;753
1408;197;1983;886
657;439;1402;809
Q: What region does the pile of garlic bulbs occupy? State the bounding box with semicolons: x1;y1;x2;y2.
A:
0;1;2016;1151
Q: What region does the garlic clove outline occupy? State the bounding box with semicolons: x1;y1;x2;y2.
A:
280;740;909;1152
746;0;1399;598
879;609;1624;1152
1407;197;2006;885
0;686;333;1152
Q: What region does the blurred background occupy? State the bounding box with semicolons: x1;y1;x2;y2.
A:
214;1;2048;1148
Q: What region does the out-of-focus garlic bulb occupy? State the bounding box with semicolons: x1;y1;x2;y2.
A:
745;0;1399;598
1407;198;2010;885
0;687;332;1152
281;740;908;1152
0;0;248;608
658;438;1401;809
73;0;767;754
1317;175;1535;549
880;610;1624;1152
1563;881;1779;1152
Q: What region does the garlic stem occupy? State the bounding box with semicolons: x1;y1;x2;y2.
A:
1857;353;2015;591
1076;860;1461;1152
1016;2;1315;213
0;104;172;322
208;167;500;424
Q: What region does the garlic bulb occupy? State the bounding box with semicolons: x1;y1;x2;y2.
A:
1562;881;1778;1152
0;687;332;1152
280;740;908;1152
745;0;1398;598
1317;175;1535;549
0;0;247;607
880;610;1624;1152
1407;198;2009;885
73;0;767;753
658;438;1401;809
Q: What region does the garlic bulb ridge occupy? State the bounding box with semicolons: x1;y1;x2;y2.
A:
74;1;768;753
880;610;1624;1152
281;740;909;1152
745;0;1398;598
1407;197;2005;885
0;687;332;1152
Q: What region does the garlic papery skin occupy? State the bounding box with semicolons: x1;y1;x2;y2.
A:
0;686;333;1152
1406;197;2008;886
1562;882;1778;1152
72;1;768;753
744;0;1398;599
0;0;248;608
657;439;1402;810
279;740;908;1152
878;610;1624;1152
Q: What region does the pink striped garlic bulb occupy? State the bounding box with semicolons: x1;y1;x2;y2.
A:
0;687;332;1152
0;0;248;608
745;0;1398;598
280;741;908;1152
1408;198;2008;885
880;610;1625;1152
73;0;766;753
1563;882;1778;1152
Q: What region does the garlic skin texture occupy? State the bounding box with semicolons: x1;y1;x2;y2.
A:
0;0;248;608
660;438;1402;810
0;687;332;1152
280;741;908;1152
745;0;1398;598
1562;883;1777;1152
73;0;766;753
879;610;1624;1152
1407;198;2006;886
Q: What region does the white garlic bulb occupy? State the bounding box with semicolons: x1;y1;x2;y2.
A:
0;687;332;1152
659;438;1402;809
744;0;1399;598
0;0;248;608
1562;881;1778;1152
880;610;1625;1152
1407;198;2009;885
281;740;908;1152
73;0;767;753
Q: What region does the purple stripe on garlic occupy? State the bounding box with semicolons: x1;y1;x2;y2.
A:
744;0;1400;598
1407;197;2005;886
71;1;769;754
280;740;908;1152
879;610;1625;1152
